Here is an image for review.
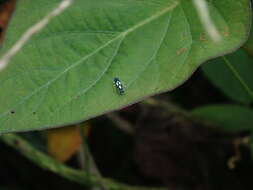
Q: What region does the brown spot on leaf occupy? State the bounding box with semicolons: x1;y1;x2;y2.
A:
223;31;229;37
199;32;207;41
223;26;229;37
177;47;187;55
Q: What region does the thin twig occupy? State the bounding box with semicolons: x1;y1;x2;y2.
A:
142;98;190;118
77;125;107;190
76;124;87;170
0;0;74;70
77;125;98;175
142;98;216;128
107;113;134;135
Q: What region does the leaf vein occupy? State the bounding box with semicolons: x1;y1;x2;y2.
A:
0;1;179;118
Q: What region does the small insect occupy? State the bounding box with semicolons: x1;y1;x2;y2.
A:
113;77;124;95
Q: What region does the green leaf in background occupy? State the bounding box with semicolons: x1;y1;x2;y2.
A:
191;104;253;132
201;49;253;104
192;104;253;158
0;0;251;133
244;2;253;56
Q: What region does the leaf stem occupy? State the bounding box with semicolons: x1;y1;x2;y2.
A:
0;133;165;190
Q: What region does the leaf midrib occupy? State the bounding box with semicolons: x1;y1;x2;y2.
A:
0;0;180;118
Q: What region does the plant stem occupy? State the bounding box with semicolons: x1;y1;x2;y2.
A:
142;98;190;118
142;98;215;128
77;124;107;190
0;134;165;190
106;113;134;135
77;124;87;170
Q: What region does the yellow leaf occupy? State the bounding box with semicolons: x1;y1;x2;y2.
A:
47;126;83;162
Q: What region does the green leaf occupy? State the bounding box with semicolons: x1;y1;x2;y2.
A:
201;49;253;104
0;0;251;133
244;36;253;56
191;104;253;132
244;1;253;56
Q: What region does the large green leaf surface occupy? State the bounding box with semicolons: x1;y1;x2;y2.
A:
0;0;251;133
